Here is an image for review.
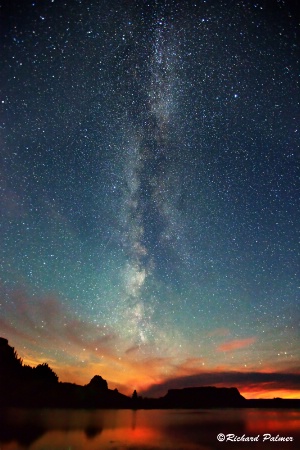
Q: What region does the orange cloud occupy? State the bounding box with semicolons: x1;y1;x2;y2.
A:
168;358;206;378
218;337;256;352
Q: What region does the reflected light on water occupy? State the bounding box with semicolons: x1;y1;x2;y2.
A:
29;427;203;450
1;408;300;450
245;410;300;433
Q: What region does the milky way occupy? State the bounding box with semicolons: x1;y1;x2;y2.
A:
1;0;299;397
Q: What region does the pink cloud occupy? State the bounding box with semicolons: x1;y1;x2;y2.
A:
218;337;256;352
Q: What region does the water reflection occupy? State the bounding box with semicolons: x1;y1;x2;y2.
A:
0;408;299;449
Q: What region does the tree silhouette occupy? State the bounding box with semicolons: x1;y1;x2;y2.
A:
33;363;58;384
0;337;23;383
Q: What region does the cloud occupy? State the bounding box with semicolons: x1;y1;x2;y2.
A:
1;285;299;399
0;286;119;368
0;285;174;392
217;337;256;352
141;370;300;398
125;345;141;355
169;358;206;377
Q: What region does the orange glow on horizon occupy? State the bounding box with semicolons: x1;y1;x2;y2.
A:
240;389;300;400
48;362;300;400
13;338;300;401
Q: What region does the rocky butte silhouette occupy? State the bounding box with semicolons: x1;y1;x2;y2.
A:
161;386;245;408
0;337;299;409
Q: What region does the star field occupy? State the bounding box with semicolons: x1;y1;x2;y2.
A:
0;0;299;397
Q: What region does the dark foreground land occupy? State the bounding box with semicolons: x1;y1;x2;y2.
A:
1;337;299;409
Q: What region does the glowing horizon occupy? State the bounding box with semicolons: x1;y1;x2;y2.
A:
3;329;299;401
1;0;298;406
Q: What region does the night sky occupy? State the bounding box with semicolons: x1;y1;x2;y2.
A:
1;0;299;398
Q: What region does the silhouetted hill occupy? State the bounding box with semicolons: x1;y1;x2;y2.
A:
1;337;299;409
161;386;246;408
0;337;131;408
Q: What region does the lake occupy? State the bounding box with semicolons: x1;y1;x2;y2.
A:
0;408;299;449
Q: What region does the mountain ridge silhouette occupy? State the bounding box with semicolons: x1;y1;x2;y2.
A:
1;337;299;409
